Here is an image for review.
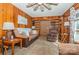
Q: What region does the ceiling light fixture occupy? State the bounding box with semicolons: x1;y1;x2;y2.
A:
26;3;58;12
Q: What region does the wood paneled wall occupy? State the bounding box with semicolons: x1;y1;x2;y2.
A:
61;9;70;43
32;16;62;36
32;16;61;21
73;3;79;10
61;3;79;43
32;16;61;24
0;3;32;37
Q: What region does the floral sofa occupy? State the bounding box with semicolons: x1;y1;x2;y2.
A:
59;43;79;55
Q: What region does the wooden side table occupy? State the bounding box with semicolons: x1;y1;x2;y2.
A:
11;39;22;55
0;46;8;55
0;42;8;55
0;38;22;55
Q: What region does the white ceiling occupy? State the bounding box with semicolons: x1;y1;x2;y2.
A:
12;3;74;17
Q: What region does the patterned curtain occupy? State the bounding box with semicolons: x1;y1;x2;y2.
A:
70;20;75;43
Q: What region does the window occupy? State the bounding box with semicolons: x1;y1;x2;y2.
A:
74;20;79;41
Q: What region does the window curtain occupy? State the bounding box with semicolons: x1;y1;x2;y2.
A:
70;20;75;43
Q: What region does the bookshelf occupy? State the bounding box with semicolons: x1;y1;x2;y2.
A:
33;20;40;35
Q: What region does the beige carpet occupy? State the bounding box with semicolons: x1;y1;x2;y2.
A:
13;36;58;55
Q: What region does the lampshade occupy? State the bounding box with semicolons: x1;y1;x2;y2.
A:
32;26;36;29
3;22;14;30
64;22;70;26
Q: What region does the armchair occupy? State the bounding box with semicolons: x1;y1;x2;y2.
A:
47;23;59;42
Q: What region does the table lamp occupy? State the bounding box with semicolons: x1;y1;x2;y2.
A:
3;22;14;39
32;26;36;30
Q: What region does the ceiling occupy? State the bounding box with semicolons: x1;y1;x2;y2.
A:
12;3;74;17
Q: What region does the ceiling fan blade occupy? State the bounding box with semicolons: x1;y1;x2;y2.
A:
33;4;40;11
40;5;44;12
26;3;37;8
47;3;58;6
42;4;51;10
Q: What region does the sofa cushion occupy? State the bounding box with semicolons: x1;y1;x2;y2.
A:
16;28;32;37
31;34;38;39
14;29;28;38
59;43;79;55
31;30;38;35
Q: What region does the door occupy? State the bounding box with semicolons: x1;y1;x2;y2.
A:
40;21;51;36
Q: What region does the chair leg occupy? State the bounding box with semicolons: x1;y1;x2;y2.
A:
0;47;8;55
20;39;22;49
11;43;14;55
0;48;2;54
4;48;8;55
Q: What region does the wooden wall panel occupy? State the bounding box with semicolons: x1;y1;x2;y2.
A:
15;5;31;27
73;3;79;10
0;4;3;37
61;3;79;43
32;16;61;21
12;4;32;28
64;10;70;17
32;16;61;35
0;3;32;37
61;10;70;43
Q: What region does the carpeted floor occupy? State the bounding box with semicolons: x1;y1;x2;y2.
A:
9;36;59;55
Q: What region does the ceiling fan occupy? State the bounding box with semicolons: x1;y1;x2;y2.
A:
26;3;58;12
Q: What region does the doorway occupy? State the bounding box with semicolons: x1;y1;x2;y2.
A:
40;20;51;36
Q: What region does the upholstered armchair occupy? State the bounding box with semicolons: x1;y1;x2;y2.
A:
47;29;58;42
47;23;59;42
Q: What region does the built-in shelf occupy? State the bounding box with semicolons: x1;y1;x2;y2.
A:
32;20;40;35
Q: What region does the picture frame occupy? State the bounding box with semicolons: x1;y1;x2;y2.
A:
18;15;28;25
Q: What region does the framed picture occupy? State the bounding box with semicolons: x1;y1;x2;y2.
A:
18;15;28;25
